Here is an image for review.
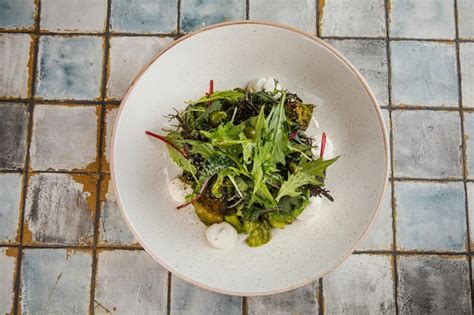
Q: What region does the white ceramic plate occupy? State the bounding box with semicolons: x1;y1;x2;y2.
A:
111;21;389;296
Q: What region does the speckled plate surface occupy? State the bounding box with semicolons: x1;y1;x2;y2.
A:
111;21;389;296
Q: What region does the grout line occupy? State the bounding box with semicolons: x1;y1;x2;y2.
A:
384;0;399;312
167;272;172;315
453;0;474;309
315;0;319;37
390;105;461;111
318;278;324;315
0;170;24;174
353;250;470;256
0;29;179;37
177;0;181;35
12;0;42;313
245;0;249;20
242;296;248;315
0;98;121;105
392;177;464;182
89;0;112;313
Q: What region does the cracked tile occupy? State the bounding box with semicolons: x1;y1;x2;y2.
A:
24;173;96;245
20;248;92;314
95;250;168;314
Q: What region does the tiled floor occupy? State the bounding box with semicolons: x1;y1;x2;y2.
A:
0;0;473;314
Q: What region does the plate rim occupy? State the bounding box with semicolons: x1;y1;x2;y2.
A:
110;20;390;296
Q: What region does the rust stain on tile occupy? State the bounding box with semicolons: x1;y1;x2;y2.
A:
100;175;111;203
5;246;18;258
27;34;37;99
22;222;35;244
386;0;392;14
318;0;326;35
71;174;98;215
65;248;92;260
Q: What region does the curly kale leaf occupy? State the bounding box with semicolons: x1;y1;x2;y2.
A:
187;90;246;105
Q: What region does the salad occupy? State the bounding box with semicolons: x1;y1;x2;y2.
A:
146;78;338;249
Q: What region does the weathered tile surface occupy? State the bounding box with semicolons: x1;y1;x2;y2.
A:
466;183;474;249
180;0;245;33
389;0;455;39
327;39;388;106
41;0;107;32
36;36;103;100
110;0;177;33
20;248;92;314
397;255;472;314
0;247;17;315
458;0;474;39
0;173;22;243
30;105;98;171
101;106;118;172
249;0;316;33
247;282;319;315
460;43;474;107
0;103;29;170
358;182;393;250
320;0;386;37
392;110;462;179
24;173;96;245
324;254;395;314
395;182;466;251
170;275;242;315
391;41;458;107
107;36;174;100
465;113;474;178
0;34;31;98
0;0;35;30
99;176;137;245
95;250;168;314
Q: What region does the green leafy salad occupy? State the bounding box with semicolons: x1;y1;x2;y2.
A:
146;78;338;248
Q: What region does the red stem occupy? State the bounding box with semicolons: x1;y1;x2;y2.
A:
177;194;202;210
289;131;298;140
208;79;214;107
320;132;326;159
145;131;188;158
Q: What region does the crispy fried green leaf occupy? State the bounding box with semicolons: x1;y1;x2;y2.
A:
187;90;245;104
243;220;272;247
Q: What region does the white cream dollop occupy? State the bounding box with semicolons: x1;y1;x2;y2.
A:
168;177;193;204
246;77;282;97
311;136;336;160
206;222;238;250
297;196;323;221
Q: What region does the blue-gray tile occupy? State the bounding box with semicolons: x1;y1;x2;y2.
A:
30;105;98;171
397;255;472;314
327;39;388;106
249;0;316;33
0;173;22;244
0;0;35;30
102;106;119;172
36;36;103;100
389;0;455;39
466;183;474;250
170;275;242;315
20;248;92;314
180;0;245;33
460;43;474;107
0;34;32;98
320;0;386;37
107;36;174;100
358;182;393;250
247;282;319;315
391;41;458;107
392;110;462;179
464;112;474;177
0;103;29;170
395;182;466;251
0;247;17;314
99;176;137;246
458;0;474;39
324;254;395;314
24;173;96;245
110;0;177;33
41;0;107;33
95;250;167;314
